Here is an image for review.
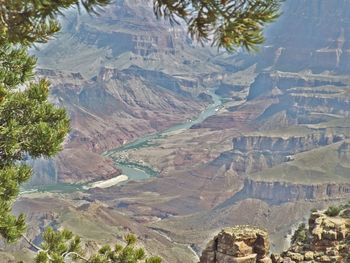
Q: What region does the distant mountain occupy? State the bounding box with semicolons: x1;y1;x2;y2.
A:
221;0;350;74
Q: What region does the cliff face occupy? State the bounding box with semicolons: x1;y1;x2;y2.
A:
247;72;346;101
256;0;350;73
200;226;271;263
278;205;350;262
35;0;221;78
232;134;341;154
236;180;350;204
212;133;344;175
247;72;350;127
200;205;350;263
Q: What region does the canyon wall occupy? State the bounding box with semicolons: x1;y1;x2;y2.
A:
200;205;350;263
257;0;350;73
237;179;350;204
212;133;345;175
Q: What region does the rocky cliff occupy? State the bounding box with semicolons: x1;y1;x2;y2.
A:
247;72;346;101
200;204;350;263
235;0;350;73
233;179;350;204
73;0;187;57
212;133;346;176
278;205;350;262
200;226;271;263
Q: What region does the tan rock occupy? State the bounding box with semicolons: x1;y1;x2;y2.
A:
304;251;314;260
322;230;337;241
285;252;303;262
319;255;331;262
199;226;269;263
271;253;283;263
282;257;296;263
216;252;257;263
325;247;338;256
258;256;272;263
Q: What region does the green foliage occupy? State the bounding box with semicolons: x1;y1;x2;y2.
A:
0;44;70;243
34;229;162;263
153;0;282;52
291;223;307;244
88;233;161;263
0;0;91;243
325;205;344;217
0;0;111;46
35;227;83;263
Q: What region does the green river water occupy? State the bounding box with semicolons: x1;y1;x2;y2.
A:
104;89;222;181
22;89;223;194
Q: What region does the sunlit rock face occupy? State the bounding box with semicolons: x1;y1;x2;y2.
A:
200;226;271;263
200;206;350;263
254;0;350;73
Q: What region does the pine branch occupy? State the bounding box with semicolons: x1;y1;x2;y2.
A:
63;251;89;262
21;234;42;251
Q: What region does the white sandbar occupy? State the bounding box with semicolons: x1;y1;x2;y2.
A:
89;175;128;189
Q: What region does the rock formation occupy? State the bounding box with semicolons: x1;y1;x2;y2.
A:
232;0;350;73
200;226;271;263
200;204;350;263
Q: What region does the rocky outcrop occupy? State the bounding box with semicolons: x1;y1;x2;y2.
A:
247;72;346;101
212;133;344;175
98;65;196;98
70;0;187;57
278;205;350;262
201;205;350;263
235;179;350;204
246;72;350;127
245;0;350;73
200;226;271;263
232;134;342;154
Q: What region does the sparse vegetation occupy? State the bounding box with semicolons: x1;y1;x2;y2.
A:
325;205;344;217
310;208;317;213
30;228;162;263
291;223;307;244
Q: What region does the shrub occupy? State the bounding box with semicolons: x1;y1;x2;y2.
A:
291;223;307;244
325;205;343;217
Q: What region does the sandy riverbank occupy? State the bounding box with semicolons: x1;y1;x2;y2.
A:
89;175;128;189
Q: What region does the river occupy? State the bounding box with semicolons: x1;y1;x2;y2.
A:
103;88;223;181
21;89;224;193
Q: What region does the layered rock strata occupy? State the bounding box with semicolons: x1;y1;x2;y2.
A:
212;133;345;175
278;205;350;262
235;180;350;204
200;226;271;263
200;205;350;263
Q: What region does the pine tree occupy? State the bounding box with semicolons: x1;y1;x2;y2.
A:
0;0;110;243
31;228;162;263
153;0;282;52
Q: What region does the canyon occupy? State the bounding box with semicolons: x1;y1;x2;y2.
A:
200;204;350;262
2;0;350;262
